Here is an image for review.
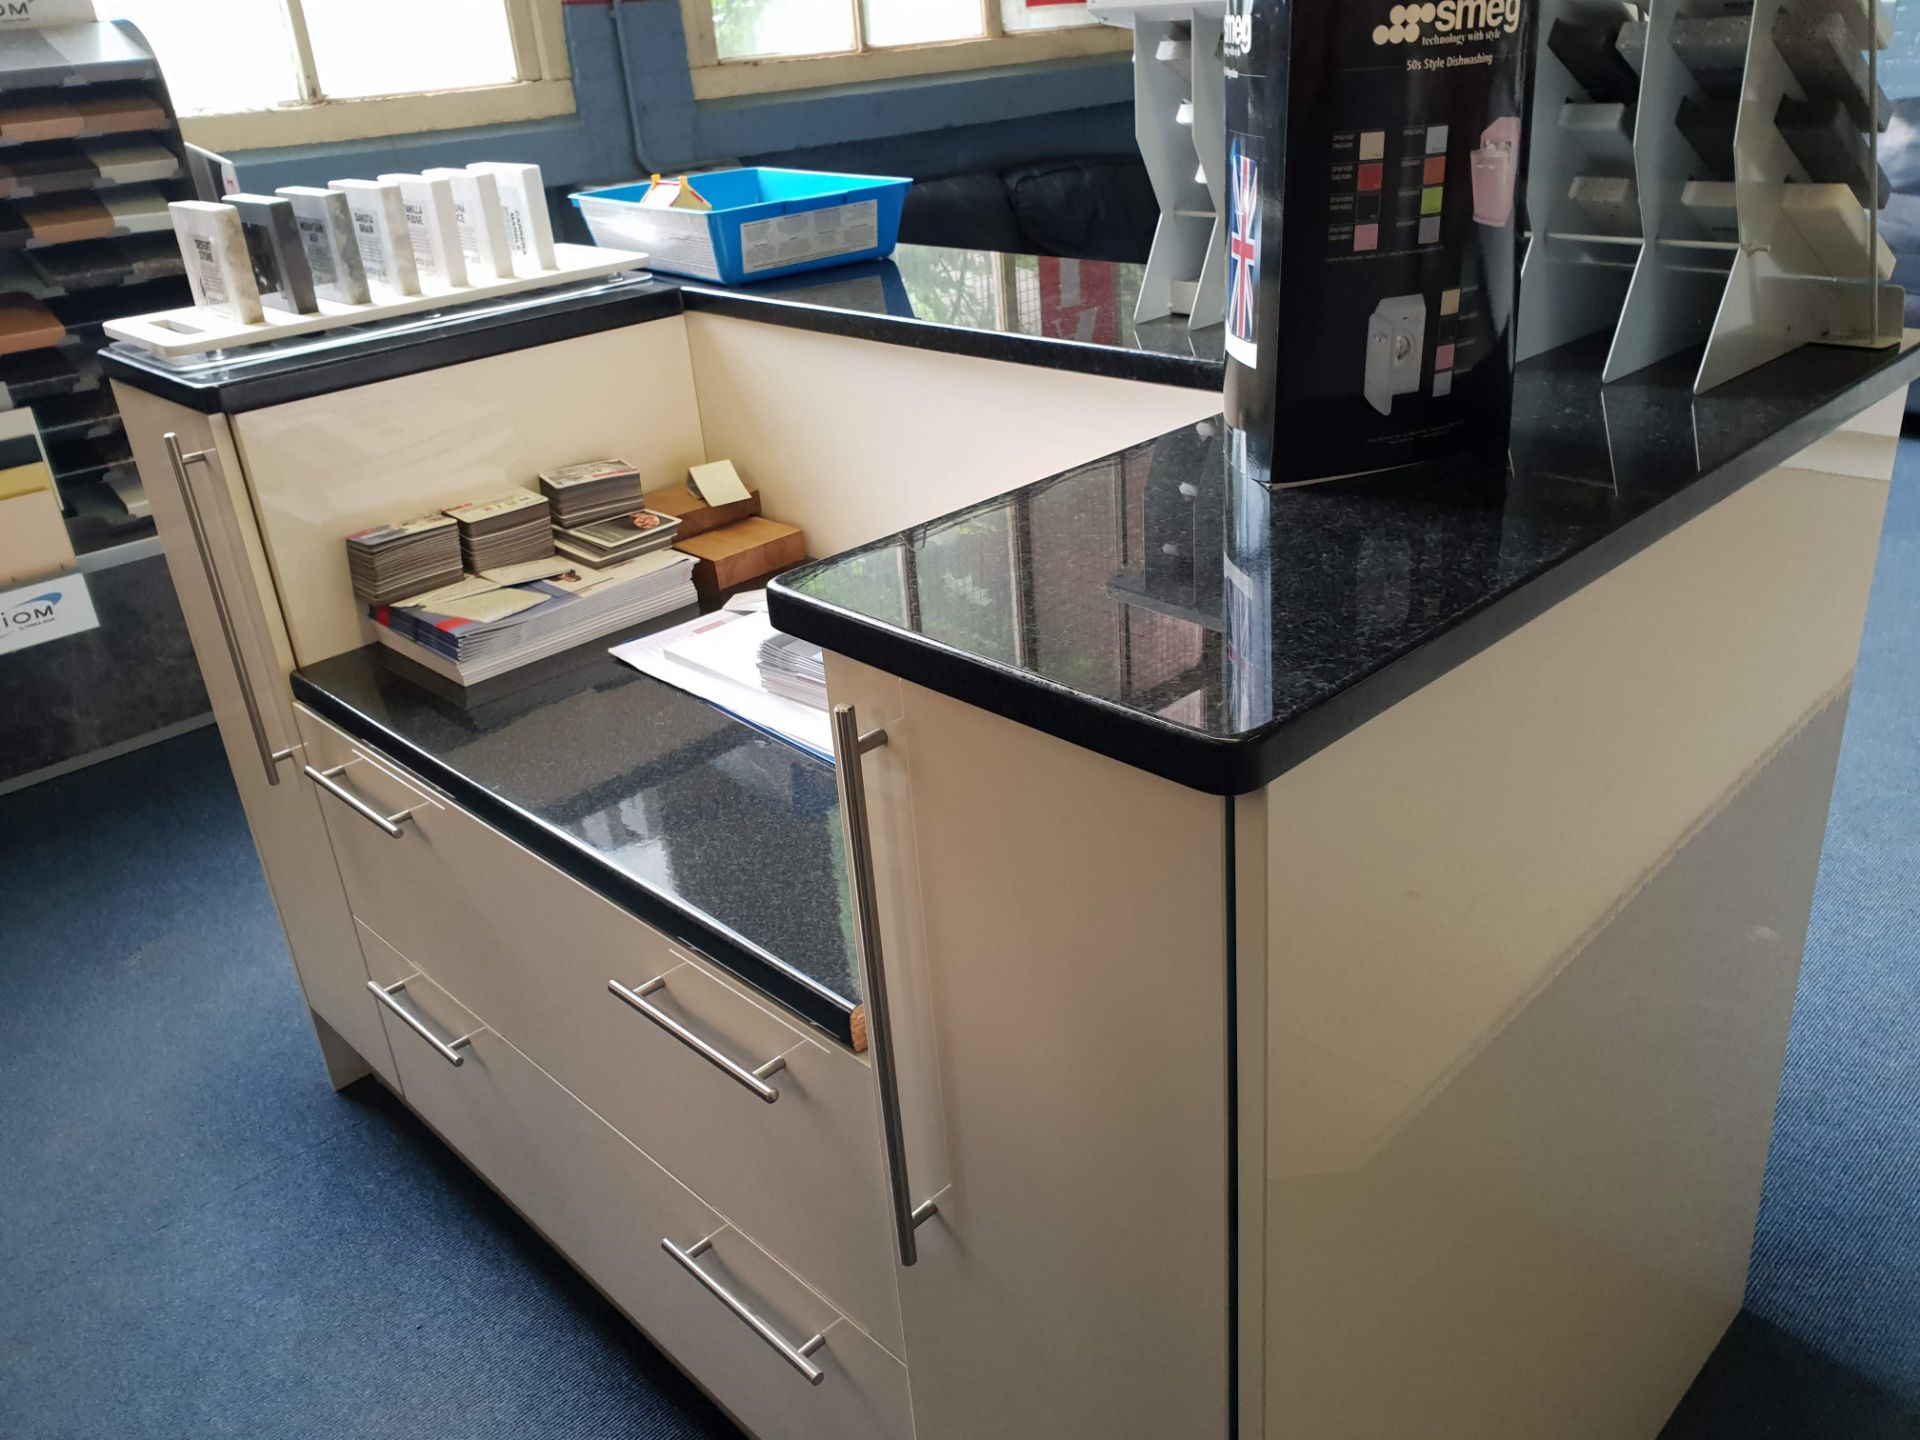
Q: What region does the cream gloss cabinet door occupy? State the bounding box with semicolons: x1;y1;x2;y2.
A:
115;384;396;1090
827;657;1235;1440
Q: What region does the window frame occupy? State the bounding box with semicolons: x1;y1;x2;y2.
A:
172;0;574;153
681;0;1129;100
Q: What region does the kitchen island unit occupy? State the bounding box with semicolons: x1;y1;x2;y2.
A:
105;251;1917;1440
770;328;1918;1440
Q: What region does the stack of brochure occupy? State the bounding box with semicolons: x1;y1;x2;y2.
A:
756;630;826;710
371;548;696;685
608;593;832;760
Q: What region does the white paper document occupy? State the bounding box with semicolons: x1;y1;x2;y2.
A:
608;601;832;762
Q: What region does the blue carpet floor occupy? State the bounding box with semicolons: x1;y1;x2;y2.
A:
4;448;1919;1437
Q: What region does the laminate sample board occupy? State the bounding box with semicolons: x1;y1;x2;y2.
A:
0;184;172;248
0;344;91;404
0;87;167;146
25;231;181;291
0;22;158;92
0;138;179;200
0;291;61;352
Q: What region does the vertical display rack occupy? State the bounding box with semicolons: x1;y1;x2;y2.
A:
0;16;192;555
1089;0;1228;333
1517;0;1901;393
0;16;208;795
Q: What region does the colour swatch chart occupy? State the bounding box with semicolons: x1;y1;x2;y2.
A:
1325;129;1384;254
1431;280;1491;396
1434;286;1462;396
1326;125;1452;255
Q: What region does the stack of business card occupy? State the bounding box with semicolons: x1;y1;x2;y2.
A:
538;458;643;528
444;490;553;572
554;509;680;569
344;513;463;606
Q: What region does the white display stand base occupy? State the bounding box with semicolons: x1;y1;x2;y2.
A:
103;243;648;359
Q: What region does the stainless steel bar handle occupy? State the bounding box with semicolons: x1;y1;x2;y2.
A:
163;432;293;788
662;1230;828;1386
832;702;937;1268
607;975;786;1103
366;977;483;1067
303;763;418;839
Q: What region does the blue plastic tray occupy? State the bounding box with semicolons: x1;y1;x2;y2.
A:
570;167;910;285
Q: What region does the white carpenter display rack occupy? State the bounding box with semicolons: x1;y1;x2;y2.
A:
1089;0;1228;334
1519;0;1900;394
102;243;650;360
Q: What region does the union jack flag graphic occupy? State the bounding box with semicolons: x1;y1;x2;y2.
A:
1227;138;1260;364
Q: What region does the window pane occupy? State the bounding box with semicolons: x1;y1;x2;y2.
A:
863;0;981;47
713;0;856;60
107;0;301;114
303;0;517;99
1001;0;1097;31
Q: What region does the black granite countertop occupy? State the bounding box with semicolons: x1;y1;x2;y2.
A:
103;246;1221;413
681;245;1224;391
770;332;1920;797
291;621;862;1048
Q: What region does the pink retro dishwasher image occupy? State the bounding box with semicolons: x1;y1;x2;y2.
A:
1472;116;1523;227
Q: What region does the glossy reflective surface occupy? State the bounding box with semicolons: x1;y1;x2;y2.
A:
292;624;860;1042
773;331;1920;794
107;244;1225;415
741;244;1229;370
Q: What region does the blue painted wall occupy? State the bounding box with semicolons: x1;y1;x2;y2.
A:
226;0;1137;196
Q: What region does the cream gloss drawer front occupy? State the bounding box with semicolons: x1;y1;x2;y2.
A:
363;951;912;1440
292;706;905;1358
293;705;512;1026
573;950;903;1358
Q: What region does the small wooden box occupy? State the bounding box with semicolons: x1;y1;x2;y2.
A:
649;481;760;540
675;516;805;595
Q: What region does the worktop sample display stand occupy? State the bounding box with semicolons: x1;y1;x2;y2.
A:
1517;0;1649;363
0;16;206;792
104;244;651;361
1090;0;1227;332
1517;0;1902;392
0;16;192;551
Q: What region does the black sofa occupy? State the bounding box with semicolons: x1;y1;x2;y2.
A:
897;154;1160;263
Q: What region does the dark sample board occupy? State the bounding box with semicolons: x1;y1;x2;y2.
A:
0;19;193;554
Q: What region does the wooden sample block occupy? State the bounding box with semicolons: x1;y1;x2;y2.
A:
648;481;760;540
674;516;804;595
